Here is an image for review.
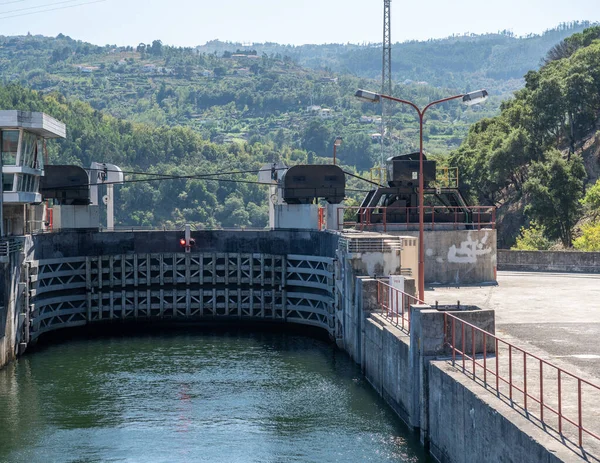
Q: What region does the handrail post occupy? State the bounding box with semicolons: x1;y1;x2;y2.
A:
540;361;544;422
509;345;513;402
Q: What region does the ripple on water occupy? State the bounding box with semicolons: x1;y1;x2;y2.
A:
0;331;429;463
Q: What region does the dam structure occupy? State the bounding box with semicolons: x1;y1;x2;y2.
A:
2;111;596;462
3;225;579;463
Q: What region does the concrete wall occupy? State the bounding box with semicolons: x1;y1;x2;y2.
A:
346;292;573;463
397;229;497;285
428;361;571;463
0;239;29;369
362;315;414;425
52;205;99;229
274;204;319;229
498;250;600;273
30;229;339;260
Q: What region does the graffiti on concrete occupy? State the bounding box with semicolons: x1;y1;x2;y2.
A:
447;231;492;264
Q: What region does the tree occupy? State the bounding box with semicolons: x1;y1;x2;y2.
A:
150;40;163;56
581;179;600;220
302;120;331;156
573;222;600;251
511;222;552;250
524;150;586;247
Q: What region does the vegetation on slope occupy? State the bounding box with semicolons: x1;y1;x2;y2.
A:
450;26;600;248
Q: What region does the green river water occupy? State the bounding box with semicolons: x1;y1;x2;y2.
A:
0;328;429;463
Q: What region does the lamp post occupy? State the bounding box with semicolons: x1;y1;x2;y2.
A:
355;88;488;301
333;136;343;165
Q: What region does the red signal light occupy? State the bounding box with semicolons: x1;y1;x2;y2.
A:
179;238;186;246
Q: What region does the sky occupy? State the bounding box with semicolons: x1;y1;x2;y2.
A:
0;0;598;47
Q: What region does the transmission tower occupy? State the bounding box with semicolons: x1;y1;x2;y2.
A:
381;0;392;171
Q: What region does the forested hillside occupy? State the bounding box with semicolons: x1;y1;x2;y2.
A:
0;84;279;228
450;26;600;249
1;24;586;169
1;23;598;243
197;22;593;92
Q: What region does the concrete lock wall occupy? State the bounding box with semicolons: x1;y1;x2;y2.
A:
346;281;568;463
427;362;571;463
398;229;497;285
0;238;31;369
0;230;344;370
498;250;600;273
30;229;340;260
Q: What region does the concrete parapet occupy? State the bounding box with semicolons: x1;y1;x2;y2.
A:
397;229;497;285
498;249;600;273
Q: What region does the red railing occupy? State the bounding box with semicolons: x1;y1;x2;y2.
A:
376;280;424;333
444;312;600;448
337;206;496;232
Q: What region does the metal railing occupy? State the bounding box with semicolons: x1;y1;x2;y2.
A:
0;238;23;258
376;280;424;333
337;206;496;232
444;312;600;449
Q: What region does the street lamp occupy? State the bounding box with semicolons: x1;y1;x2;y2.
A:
354;88;488;301
333;137;343;165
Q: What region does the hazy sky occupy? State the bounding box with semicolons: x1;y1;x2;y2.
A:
0;0;598;47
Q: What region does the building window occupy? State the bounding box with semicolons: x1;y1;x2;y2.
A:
20;131;40;169
2;173;14;192
1;130;19;166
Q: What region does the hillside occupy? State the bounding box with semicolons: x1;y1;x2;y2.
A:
0;23;598;238
196;22;593;92
0;25;584;167
450;26;600;249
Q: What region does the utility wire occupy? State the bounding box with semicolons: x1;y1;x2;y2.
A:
343;170;382;187
0;0;104;18
85;166;288;178
0;0;85;15
44;166;372;193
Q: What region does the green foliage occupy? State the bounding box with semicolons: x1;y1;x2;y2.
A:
581;179;600;219
511;222;552;250
0;83;278;228
452;24;600;246
523;150;586;247
573;222;600;251
0;24;596;235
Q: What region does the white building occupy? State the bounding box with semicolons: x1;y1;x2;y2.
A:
0;110;66;236
319;108;334;119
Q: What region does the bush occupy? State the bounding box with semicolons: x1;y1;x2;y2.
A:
511;222;552;250
573;222;600;251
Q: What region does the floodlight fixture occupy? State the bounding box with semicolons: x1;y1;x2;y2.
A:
354;89;381;104
462;89;489;106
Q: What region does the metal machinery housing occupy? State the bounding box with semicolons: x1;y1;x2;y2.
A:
281;165;345;205
40;165;90;205
358;153;492;227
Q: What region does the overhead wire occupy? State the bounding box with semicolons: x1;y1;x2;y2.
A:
0;0;88;15
44;166;286;191
43;165;372;193
0;0;104;18
342;170;382;187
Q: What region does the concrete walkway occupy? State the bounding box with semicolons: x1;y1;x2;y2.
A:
426;271;600;461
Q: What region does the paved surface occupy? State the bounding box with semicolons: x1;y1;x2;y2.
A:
425;271;600;461
426;271;600;381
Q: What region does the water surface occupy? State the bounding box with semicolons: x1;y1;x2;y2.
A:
0;328;429;463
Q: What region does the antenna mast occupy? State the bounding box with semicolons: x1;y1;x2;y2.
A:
381;0;392;170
